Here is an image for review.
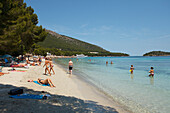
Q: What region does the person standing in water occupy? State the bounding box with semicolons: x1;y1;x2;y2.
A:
130;65;134;74
106;61;108;65
111;61;113;64
68;59;73;74
149;67;154;77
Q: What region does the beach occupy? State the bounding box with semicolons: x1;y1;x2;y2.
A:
0;60;130;113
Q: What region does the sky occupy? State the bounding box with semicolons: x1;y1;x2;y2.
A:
24;0;170;56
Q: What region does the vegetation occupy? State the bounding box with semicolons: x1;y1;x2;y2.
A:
143;51;170;56
0;0;47;56
38;30;107;52
36;30;129;56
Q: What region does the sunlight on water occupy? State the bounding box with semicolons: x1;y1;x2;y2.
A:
54;56;170;113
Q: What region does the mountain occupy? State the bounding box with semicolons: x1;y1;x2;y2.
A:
143;51;170;56
37;30;129;56
38;30;108;52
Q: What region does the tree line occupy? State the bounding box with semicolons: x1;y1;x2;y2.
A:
0;0;47;56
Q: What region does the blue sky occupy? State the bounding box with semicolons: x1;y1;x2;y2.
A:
25;0;170;56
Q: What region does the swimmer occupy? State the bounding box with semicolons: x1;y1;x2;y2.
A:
130;65;134;74
149;67;154;77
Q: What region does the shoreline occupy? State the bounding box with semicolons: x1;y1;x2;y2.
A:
50;59;132;113
0;60;131;113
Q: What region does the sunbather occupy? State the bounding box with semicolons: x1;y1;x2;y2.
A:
37;78;55;87
0;72;9;76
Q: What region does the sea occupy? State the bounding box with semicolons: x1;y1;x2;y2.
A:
53;56;170;113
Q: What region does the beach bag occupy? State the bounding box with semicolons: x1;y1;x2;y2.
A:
8;88;23;95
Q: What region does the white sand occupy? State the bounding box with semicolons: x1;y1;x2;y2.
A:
0;61;131;113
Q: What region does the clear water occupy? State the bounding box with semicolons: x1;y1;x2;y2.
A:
54;56;170;113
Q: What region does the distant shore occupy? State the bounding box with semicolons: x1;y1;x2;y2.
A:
0;60;131;113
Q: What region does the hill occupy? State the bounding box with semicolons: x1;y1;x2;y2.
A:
36;30;129;56
143;51;170;56
38;30;108;52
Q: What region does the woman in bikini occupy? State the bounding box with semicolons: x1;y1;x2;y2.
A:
49;58;55;75
43;57;51;76
37;78;55;87
149;67;154;77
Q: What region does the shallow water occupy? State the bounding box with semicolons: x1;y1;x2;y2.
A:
54;56;170;113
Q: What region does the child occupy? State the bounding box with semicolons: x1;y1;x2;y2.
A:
149;67;154;77
130;65;134;74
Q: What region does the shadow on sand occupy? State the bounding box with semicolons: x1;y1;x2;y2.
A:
0;83;118;113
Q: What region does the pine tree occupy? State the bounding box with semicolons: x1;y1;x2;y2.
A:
0;0;47;56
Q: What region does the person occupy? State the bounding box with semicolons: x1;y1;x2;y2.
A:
38;57;42;65
0;72;9;76
68;59;73;74
37;78;55;87
111;61;113;64
43;57;51;76
106;61;108;65
149;67;154;77
49;58;55;75
130;65;134;74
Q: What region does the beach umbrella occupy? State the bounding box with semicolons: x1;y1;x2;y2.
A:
0;54;12;58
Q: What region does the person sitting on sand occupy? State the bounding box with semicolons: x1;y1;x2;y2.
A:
49;58;55;75
130;65;134;74
149;67;154;77
43;57;51;76
38;78;55;87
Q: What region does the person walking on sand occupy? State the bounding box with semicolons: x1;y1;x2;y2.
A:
43;57;51;76
49;58;55;75
130;65;134;74
68;59;73;74
149;67;154;77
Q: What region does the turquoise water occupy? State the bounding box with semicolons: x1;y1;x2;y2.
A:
54;56;170;113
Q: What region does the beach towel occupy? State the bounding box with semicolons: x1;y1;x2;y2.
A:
33;81;50;86
8;69;27;72
10;94;44;99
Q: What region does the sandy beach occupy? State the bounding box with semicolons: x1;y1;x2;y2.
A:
0;61;131;113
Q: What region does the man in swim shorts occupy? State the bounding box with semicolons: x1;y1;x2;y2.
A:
68;59;73;74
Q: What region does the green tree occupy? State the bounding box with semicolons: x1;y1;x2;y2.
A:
0;0;47;56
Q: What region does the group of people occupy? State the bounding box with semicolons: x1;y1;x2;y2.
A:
28;57;55;87
38;58;73;87
26;57;42;66
130;65;154;77
106;61;113;65
43;57;55;76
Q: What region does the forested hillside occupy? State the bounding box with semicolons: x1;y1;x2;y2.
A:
38;30;107;52
143;51;170;56
36;30;129;56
